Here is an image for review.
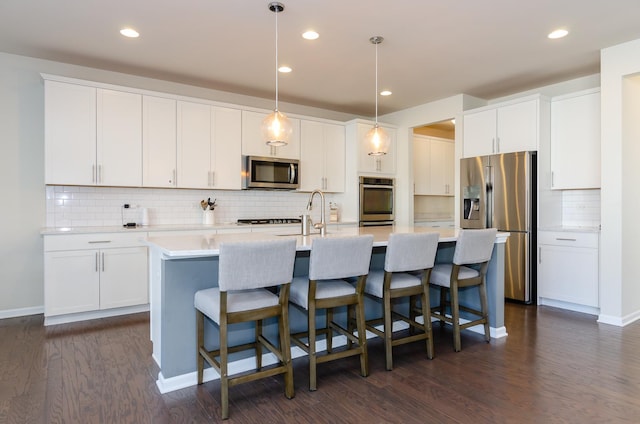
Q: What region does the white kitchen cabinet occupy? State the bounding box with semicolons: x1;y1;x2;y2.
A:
413;135;454;195
463;96;546;158
44;232;148;323
143;96;177;188
538;230;599;311
299;120;345;192
96;89;143;186
44;80;143;186
45;80;97;185
241;110;301;160
349;121;396;175
177;101;242;190
550;89;601;189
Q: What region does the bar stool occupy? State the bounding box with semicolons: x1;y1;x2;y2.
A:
364;232;439;370
289;234;374;391
194;238;297;420
429;228;497;352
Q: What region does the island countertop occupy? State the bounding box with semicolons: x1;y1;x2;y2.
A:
145;225;509;258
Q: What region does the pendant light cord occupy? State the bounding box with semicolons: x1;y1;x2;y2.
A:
274;6;279;112
374;40;379;125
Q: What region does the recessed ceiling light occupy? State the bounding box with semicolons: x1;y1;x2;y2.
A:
548;29;568;39
120;28;139;38
278;66;292;73
302;31;319;40
380;90;392;96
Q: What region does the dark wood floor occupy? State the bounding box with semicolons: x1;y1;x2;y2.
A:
2;303;640;423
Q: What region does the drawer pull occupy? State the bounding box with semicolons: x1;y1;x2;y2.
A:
555;238;577;241
88;240;112;244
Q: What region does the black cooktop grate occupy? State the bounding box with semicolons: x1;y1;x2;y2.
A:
237;218;302;225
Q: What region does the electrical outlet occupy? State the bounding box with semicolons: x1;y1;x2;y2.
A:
123;204;130;209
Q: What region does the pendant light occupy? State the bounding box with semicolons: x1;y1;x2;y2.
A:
365;36;390;156
262;2;292;147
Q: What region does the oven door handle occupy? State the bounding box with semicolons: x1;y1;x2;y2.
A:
361;184;393;189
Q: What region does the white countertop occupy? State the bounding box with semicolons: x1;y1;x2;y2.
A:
146;225;509;259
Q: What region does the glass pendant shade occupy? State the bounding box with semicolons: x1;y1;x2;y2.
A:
365;124;390;156
262;109;293;147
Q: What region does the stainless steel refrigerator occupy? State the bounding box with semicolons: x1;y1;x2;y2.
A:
460;151;536;303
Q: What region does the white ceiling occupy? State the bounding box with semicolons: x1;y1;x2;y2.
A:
2;0;640;116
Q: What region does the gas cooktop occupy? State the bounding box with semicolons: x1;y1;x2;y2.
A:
237;218;302;225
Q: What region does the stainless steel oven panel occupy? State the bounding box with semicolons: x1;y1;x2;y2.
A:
359;177;394;225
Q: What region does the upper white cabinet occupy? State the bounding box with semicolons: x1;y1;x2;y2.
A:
97;89;143;186
143;96;177;188
45;80;97;185
241;110;300;160
348;121;396;175
299;120;345;192
413;135;454;196
550;89;601;189
44;80;142;186
463;96;547;158
177;101;242;190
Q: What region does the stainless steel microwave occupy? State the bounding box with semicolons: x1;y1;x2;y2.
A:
243;156;299;190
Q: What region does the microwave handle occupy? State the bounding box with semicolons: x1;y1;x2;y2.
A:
289;163;296;184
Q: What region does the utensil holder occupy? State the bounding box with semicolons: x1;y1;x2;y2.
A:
203;210;215;225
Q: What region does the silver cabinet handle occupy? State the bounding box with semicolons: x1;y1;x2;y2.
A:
98;164;103;184
95;252;99;272
555;238;577;242
88;240;111;244
92;165;96;183
101;252;105;272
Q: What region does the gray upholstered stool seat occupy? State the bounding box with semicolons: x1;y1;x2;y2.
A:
364;232;439;370
194;238;297;420
289;234;374;391
429;228;497;352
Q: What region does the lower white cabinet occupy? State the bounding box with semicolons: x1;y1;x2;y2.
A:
538;230;599;310
44;232;148;320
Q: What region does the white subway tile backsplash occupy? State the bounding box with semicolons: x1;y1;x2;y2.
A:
46;186;337;228
561;189;601;227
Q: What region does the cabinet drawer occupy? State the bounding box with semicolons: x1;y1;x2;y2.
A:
538;231;598;248
44;232;148;252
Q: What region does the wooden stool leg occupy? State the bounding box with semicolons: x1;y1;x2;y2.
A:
220;320;229;420
196;310;205;384
308;303;317;391
479;279;491;342
356;294;369;377
256;319;263;370
326;307;333;353
383;291;393;371
421;285;434;359
279;304;295;399
450;283;461;352
439;286;447;327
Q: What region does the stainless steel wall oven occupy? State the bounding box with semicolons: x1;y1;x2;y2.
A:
359;176;394;226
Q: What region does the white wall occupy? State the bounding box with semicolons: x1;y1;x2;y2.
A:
0;51;359;317
600;38;640;325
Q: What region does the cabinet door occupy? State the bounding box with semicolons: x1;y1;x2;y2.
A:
97;89;142;186
497;100;538;153
539;245;599;307
44;250;100;316
323;123;345;192
242;110;301;159
413;135;430;195
299;120;325;191
550;91;600;189
100;247;149;309
143;96;177;188
44;80;97;185
211;107;242;189
429;138;454;195
463;108;496;157
177;101;212;189
358;123;396;174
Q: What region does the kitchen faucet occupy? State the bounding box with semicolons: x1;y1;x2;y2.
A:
306;189;326;236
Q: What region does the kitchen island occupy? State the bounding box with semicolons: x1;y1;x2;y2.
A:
146;225;509;393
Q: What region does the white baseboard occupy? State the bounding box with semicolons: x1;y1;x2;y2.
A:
156;318;505;394
598;309;640;327
44;304;149;326
0;305;44;320
538;297;599;316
